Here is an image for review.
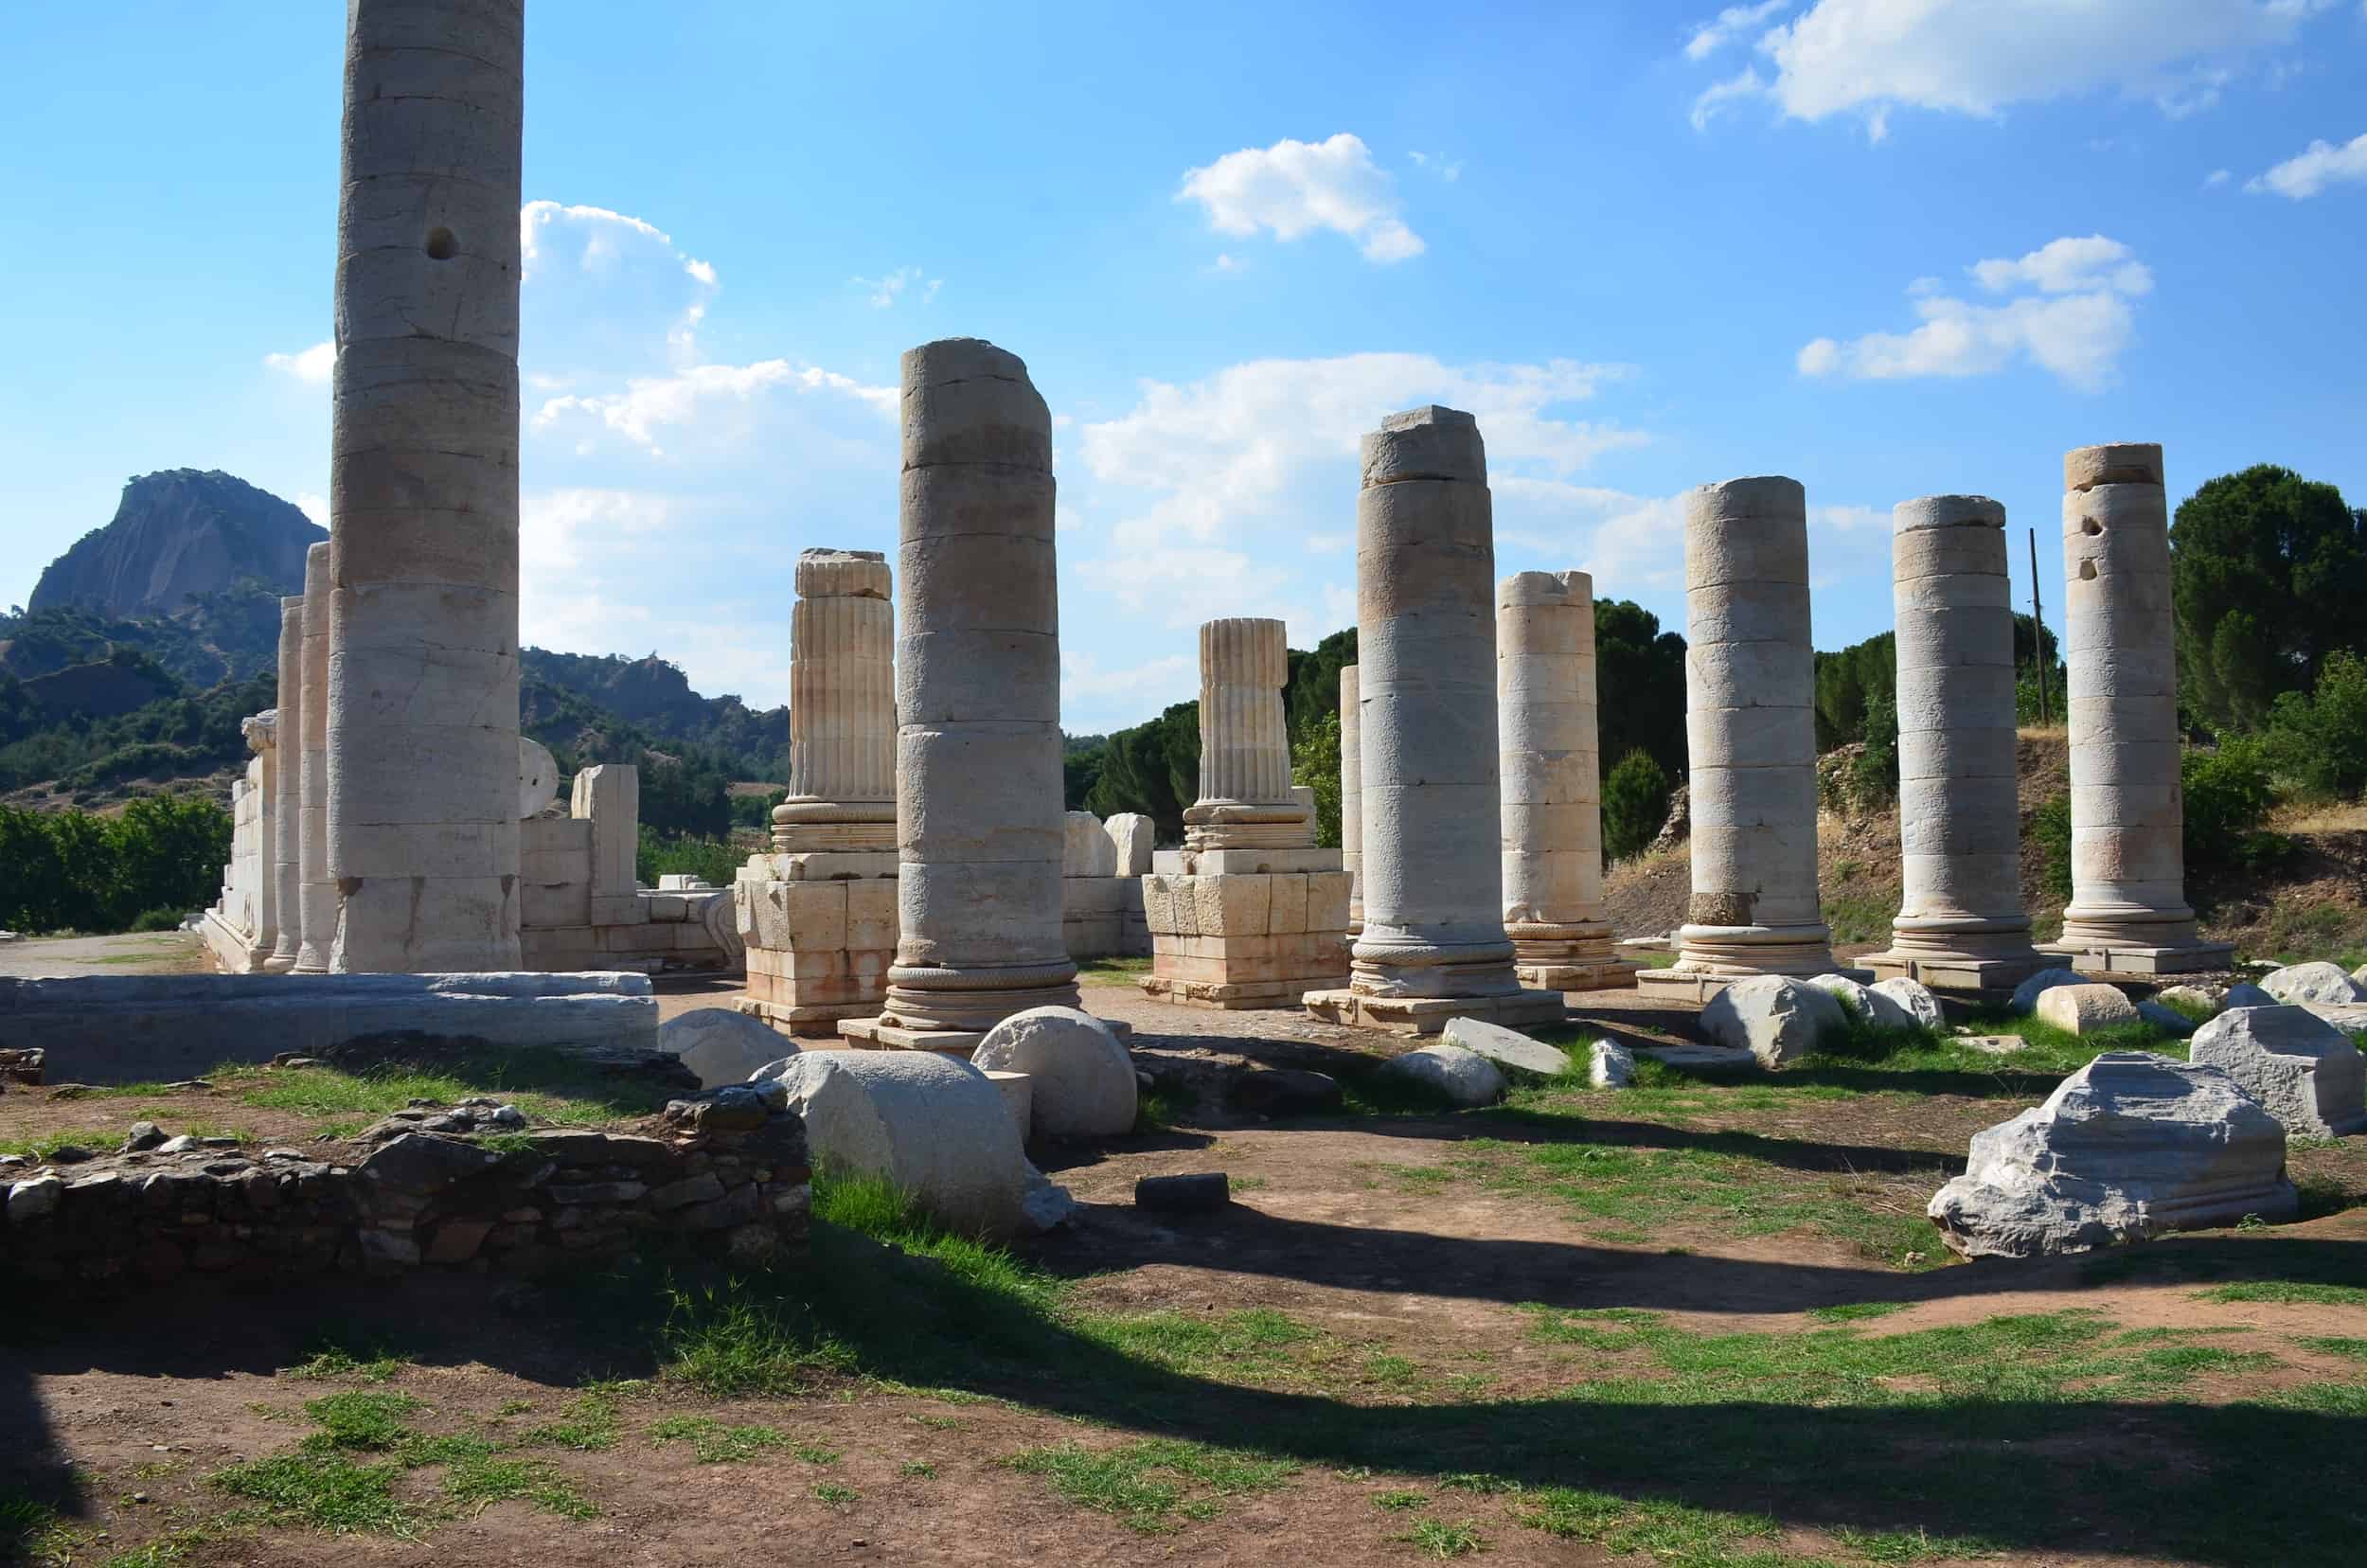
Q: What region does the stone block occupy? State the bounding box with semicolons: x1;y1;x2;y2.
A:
972;1007;1135;1138
2258;962;2366;1007
1441;1016;1571;1078
2035;983;2139;1034
2190;1006;2367;1137
1197;876;1272;937
1378;1042;1505;1106
1701;975;1846;1067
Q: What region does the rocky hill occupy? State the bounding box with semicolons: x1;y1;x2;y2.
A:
29;470;324;618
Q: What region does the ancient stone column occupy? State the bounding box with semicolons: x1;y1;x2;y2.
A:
1641;476;1835;999
774;549;897;852
844;339;1081;1048
741;550;901;1039
1866;497;2046;989
2043;443;2233;974
294;543;334;974
326;0;524;971
1340;663;1362;932
1306;407;1557;1034
1184;618;1308;849
265;595;305;971
1498;571;1637;992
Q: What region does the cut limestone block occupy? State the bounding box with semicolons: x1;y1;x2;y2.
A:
2010;969;2087;1015
2257;962;2366;1007
1105;813;1156;877
2189;1005;2367;1137
662;1008;798;1090
971;1006;1137;1139
982;1069;1033;1142
2034;983;2139;1034
1589;1040;1634;1088
1062;811;1119;879
1379;1043;1506;1107
2156;984;2225;1018
1870;977;1945;1032
1927;1052;2297;1257
1701;975;1846;1067
755;1051;1066;1237
1441;1016;1571;1078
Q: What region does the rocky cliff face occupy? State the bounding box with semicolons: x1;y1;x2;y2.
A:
28;470;325;618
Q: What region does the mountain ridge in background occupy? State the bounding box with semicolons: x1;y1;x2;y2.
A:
27;469;325;619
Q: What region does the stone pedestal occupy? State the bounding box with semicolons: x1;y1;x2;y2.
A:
1639;476;1835;1003
2039;443;2233;975
325;0;525;972
201;714;280;972
265;596;304;971
1340;663;1362;934
1145;619;1350;1009
294;543;334;974
739;549;900;1036
839;339;1083;1054
1499;571;1639;993
1865;496;2048;990
1303;407;1560;1037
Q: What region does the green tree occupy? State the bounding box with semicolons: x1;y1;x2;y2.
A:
1083;701;1201;843
1594;600;1686;780
1290;708;1344;849
1283;628;1358;750
2171;465;2367;734
1813;633;1896;753
1600;749;1672;864
2264;648;2367;801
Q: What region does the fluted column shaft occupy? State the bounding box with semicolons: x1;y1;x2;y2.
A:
1340;663;1361;928
326;0;524;971
1349;406;1521;999
1498;570;1613;964
1873;496;2042;983
266;595;305;970
2058;443;2198;947
881;338;1080;1033
775;548;896;852
1184;617;1308;849
294;544;334;973
1668;476;1834;980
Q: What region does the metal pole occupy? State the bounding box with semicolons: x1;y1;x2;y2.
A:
2028;526;2050;727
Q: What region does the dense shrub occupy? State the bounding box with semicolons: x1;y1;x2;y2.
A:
729;789;787;830
0;793;231;935
1290;708;1343;849
1601;750;1673;864
2181;736;2286;873
635;827;741;889
2264;649;2367;802
2030;793;2073;907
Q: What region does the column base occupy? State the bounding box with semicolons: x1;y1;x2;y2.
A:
738;997;880;1039
2035;939;2236;976
1515;959;1642;992
1634;966;1871;1004
1860;950;2052;991
838;1012;1132;1060
1301;986;1565;1038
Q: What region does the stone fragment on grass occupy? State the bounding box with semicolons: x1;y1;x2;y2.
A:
2257;962;2367;1007
1701;975;1847;1067
2189;1005;2367;1137
1870;977;1945;1032
2010;969;2086;1015
1228;1068;1342;1116
2221;982;2278;1009
1806;973;1878;1020
1927;1052;2297;1257
1588;1040;1634;1088
661;1008;796;1091
1442;1016;1571;1078
2156;985;2224;1019
2136;1001;2198;1038
1379;1043;1507;1107
2033;983;2138;1035
972;1007;1136;1139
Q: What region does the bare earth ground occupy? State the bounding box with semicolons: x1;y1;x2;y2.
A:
6;949;2367;1566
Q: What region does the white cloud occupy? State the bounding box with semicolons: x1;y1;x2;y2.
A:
2204;167;2234;187
1684;1;1789;61
1687;0;2328;138
532;362;892;454
520;201;713;288
1177;134;1425;263
1967;235;2152;296
2247;130;2367;196
294;492;328;527
1060;651;1199;714
1407;150;1466;181
1800;237;2150;392
852;266;928;308
264;341;335;385
1691;67;1766;131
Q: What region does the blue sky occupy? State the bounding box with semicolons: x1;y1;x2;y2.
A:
5;0;2363;734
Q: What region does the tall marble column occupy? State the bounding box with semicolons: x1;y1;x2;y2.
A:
265;594;305;971
2042;443;2233;974
1184;618;1308;849
775;548;897;852
1340;663;1362;932
843;339;1081;1049
1866;496;2046;989
1499;570;1637;992
294;543;334;974
326;0;524;972
1640;475;1835;1000
1305;407;1559;1035
740;548;901;1039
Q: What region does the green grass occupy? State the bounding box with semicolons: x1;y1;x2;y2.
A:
0;1128;119;1161
810;1482;860;1508
2195;1280;2367;1308
1077;1308;1320;1385
208;1453;415;1536
519;1385;630;1452
299;1391;422;1452
1396;1518;1488;1558
0;1493;75;1565
2293;1335;2367;1363
1004;1439;1298;1535
437;1453;596;1521
1374;1488;1430;1510
899;1460;938;1479
1805;1301;1910;1324
1077;955;1153;984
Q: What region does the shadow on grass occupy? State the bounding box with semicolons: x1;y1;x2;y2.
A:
8;1220;2366;1565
